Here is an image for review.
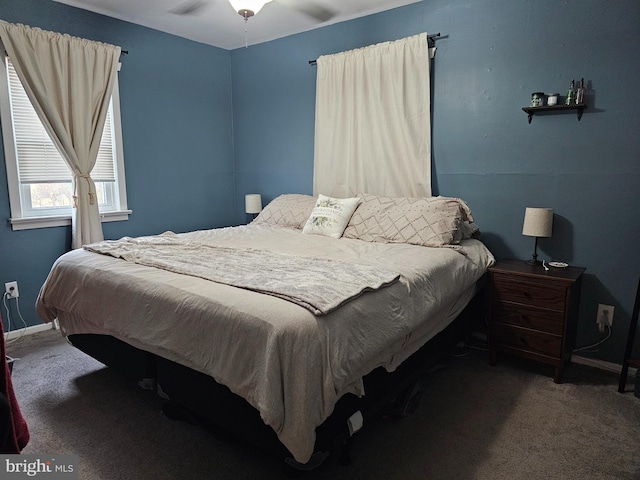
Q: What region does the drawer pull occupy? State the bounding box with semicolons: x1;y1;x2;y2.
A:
523;291;532;298
519;335;529;346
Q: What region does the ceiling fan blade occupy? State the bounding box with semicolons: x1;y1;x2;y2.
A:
170;0;212;16
297;4;336;22
277;0;336;22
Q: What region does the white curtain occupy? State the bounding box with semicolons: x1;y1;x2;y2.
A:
0;21;121;248
313;33;432;198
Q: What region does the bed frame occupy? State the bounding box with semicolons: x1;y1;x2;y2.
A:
67;280;487;470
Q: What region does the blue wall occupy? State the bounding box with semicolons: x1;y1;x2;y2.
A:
230;0;640;364
0;0;234;329
1;0;639;366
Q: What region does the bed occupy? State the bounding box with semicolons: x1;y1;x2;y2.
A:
36;193;495;468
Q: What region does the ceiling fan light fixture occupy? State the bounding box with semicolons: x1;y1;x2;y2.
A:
229;0;272;18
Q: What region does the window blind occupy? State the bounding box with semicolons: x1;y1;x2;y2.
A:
7;58;116;184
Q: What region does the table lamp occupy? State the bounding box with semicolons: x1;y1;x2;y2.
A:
245;194;262;221
522;207;553;265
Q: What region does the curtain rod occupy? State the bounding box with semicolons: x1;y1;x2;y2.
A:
308;32;441;65
6;48;128;55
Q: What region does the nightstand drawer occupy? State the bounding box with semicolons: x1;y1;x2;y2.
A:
492;276;566;311
492;324;562;358
492;303;564;335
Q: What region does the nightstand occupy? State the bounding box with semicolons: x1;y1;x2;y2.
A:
488;259;585;383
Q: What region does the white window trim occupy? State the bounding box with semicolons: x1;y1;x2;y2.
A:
0;55;131;231
8;209;133;231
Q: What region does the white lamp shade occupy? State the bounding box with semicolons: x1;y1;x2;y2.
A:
245;194;262;214
522;207;553;237
229;0;272;14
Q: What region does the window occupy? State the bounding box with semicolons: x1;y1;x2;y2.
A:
0;55;130;230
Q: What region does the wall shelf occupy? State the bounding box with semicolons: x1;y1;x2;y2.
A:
522;104;586;123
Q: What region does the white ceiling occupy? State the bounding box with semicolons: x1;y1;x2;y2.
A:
53;0;422;50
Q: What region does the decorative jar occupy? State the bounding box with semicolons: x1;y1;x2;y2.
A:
530;92;545;107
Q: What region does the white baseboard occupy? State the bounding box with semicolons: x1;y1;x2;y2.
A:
572;354;637;376
4;322;57;341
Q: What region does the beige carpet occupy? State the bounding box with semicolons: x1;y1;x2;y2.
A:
6;328;640;479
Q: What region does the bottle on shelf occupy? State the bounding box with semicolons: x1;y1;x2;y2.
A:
575;78;585;105
565;79;575;105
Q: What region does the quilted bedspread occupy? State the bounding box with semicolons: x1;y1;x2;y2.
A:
83;233;400;315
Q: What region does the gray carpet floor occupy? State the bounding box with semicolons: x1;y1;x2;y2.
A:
5;328;640;479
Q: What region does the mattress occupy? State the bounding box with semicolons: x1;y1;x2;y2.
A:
36;223;494;463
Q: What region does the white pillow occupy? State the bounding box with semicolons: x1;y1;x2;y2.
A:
302;194;360;239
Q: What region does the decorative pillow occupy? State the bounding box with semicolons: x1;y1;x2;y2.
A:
252;194;317;230
302;194;361;239
343;194;475;246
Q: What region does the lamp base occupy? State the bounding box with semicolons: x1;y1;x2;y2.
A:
526;237;542;266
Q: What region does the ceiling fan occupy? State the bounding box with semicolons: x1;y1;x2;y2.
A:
171;0;335;23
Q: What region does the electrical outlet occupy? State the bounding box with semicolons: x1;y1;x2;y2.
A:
596;304;614;330
4;281;19;298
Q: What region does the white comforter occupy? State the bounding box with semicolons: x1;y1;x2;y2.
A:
36;224;494;463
